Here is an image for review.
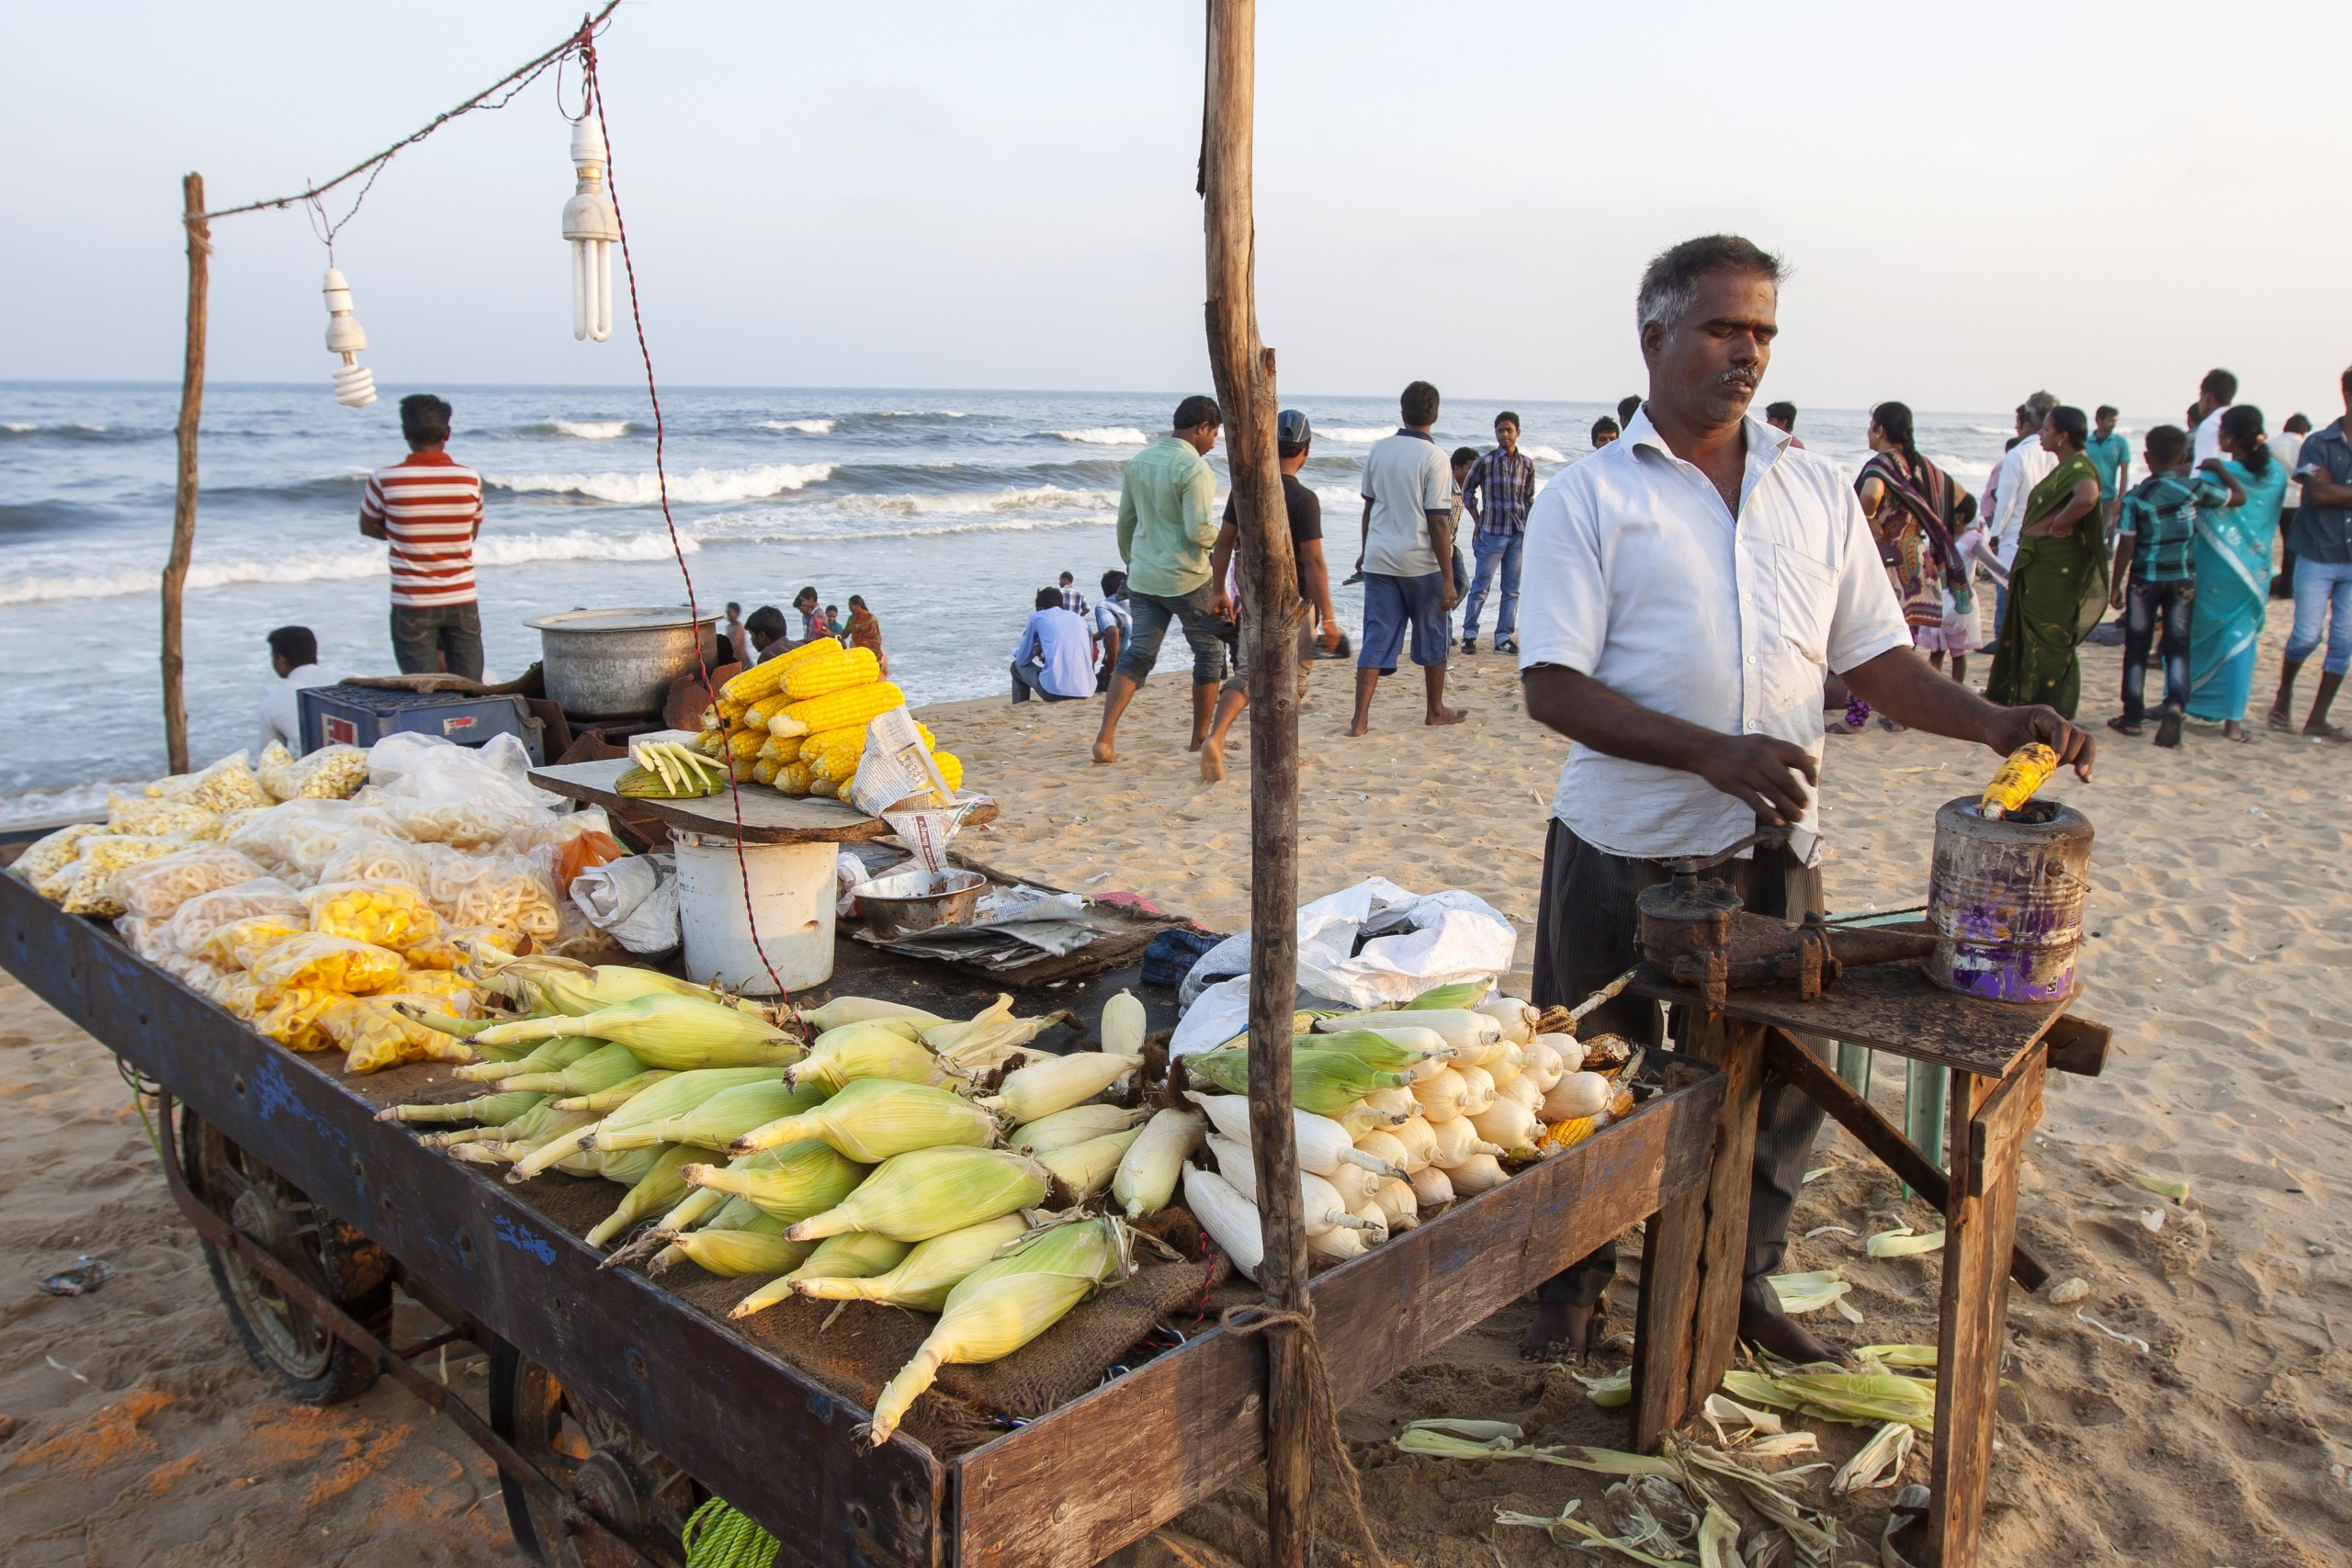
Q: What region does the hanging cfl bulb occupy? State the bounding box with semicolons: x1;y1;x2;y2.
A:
561;117;619;342
322;268;378;407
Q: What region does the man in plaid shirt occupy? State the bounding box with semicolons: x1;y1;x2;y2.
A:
1459;411;1537;653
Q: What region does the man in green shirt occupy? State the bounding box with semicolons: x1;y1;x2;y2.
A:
1094;395;1228;764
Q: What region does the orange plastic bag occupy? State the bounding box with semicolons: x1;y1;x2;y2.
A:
552;830;626;897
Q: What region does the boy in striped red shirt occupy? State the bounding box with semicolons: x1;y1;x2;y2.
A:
360;393;485;679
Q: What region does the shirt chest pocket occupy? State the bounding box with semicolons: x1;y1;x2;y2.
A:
1758;538;1838;706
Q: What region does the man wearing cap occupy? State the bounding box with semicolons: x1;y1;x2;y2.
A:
1095;396;1229;764
1200;409;1342;783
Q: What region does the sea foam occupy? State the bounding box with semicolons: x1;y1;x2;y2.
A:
489;463;835;505
1050;427;1148;446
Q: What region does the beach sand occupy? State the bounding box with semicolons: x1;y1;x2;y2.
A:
4;622;2348;1565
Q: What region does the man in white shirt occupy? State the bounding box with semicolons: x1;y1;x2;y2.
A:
1513;234;2092;1365
257;626;343;752
2188;367;2237;469
1350;380;1465;736
1980;392;2059;650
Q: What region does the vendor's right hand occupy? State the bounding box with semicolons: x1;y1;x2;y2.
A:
1700;735;1818;826
1209;589;1234;621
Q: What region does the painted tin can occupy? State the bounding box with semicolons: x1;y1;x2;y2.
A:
1925;796;2093;1003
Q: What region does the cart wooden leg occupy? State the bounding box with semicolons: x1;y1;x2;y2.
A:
1677;1012;1767;1417
1632;1182;1705;1449
1928;1045;2045;1568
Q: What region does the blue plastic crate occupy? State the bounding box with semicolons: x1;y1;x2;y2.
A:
298;685;545;764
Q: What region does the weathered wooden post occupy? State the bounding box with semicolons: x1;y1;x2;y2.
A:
1201;4;1315;1562
164;173;210;775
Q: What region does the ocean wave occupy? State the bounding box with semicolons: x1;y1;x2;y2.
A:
831;484;1116;519
538;419;632;439
0;500;114;537
1050;426;1148;446
1317;426;1396;443
488;462;835;505
0;529;698;605
1523;444;1567;463
717;514;1112;547
0;778;132;829
763;419;835;434
0;420;148;443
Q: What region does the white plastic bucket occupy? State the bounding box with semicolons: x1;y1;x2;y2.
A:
671;830;835;995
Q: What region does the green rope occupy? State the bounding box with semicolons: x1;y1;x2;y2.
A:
683;1496;780;1568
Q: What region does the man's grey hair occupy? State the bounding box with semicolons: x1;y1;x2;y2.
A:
2022;390;2059;424
1635;234;1786;333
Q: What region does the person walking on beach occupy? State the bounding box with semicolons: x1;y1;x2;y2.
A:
2106;424;2237;747
2188;407;2283;742
1987;406;2109;718
1011;587;1094;704
1460;412;1536;655
2190;368;2238;468
1199;409;1342;784
360;393;485;680
2086;406;2132;530
2271;412;2312;598
1513;232;2093;1364
1764;400;1804;448
1855;401;1978;685
2271;369;2352;741
1093;396;1227;763
1349;380;1464;736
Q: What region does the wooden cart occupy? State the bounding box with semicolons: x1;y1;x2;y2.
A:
0;869;1725;1567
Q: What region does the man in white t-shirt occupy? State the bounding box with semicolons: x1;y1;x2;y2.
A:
257;626;344;752
1350;380;1465;736
2189;367;2237;469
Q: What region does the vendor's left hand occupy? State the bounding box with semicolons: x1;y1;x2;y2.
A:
1986;704;2094;781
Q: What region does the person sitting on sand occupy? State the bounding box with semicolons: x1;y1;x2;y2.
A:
1198;409;1342;783
743;604;788;664
1348;380;1465;737
1094;397;1227;762
1513;232;2092;1365
1091;570;1131;694
1012;586;1095;704
843;594;888;679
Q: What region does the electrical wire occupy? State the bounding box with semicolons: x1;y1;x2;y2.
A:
580;37;790;1003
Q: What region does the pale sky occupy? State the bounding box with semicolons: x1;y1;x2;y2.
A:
6;1;2349;420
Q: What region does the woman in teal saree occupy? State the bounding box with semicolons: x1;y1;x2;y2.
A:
2188;404;2288;740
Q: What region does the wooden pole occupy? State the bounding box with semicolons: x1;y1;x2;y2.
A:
1201;5;1314;1564
164;173;210;775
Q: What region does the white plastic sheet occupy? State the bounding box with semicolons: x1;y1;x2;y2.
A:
570;852;680;953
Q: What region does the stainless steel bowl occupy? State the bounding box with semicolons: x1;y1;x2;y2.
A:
526;606;720;720
852;867;986;940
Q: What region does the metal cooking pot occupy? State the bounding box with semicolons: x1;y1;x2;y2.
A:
526;606;719;720
853;867;987;940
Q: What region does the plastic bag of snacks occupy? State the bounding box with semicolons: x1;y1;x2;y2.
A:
314;833;430;890
410;843;562;944
58;837;187;916
391;967;485;1015
315;993;478;1074
155;750;277;815
403;922;524;970
503;805;617;859
257;740;369;802
253;985;344;1051
12;822;107;888
108;845;268;921
202;914;309;971
368;733;556;814
159;878;303;961
115;915;170;960
301;881;441;953
106;793;225;842
224;799;398;883
247;931;406;996
162;953;232;993
361;794;545;852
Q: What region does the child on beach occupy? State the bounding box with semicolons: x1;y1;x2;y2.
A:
2109;424;2241;747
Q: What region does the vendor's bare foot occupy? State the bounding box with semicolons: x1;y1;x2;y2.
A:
1426;705;1467;727
1739;1307;1852;1366
1346;717;1371;738
1091;739;1116;765
1199;741;1225;783
1519;1301;1598;1362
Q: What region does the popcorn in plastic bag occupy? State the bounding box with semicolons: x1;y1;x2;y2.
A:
258;741;370;802
109;845;268;920
302;881;441;953
204;914;311;972
60;837;186;916
106;793;225;841
317;993;477;1074
166;751;277;814
247;931;406;996
14;822;106;887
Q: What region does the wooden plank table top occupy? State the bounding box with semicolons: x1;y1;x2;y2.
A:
529;756;1000;845
1627;957;2072;1079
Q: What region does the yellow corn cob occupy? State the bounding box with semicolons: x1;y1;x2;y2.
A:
775;761;815;796
727;728;767;761
811;741;865;786
798;724;863;772
744;693;792;729
718;696;749;724
785;1214;1029;1311
932;751;964;793
785;679;903;737
695;727;727;756
785;646;881;701
752;759;778;786
766;711;812;741
720;637;838;704
1978;742;2060;819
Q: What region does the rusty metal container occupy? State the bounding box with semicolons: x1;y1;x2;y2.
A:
1925;796;2092;1003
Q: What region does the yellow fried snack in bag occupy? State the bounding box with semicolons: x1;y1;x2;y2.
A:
303;882;441;953
205;915;309;972
254;985;342;1051
317;994;478;1074
403;923;525;971
247;931;405;996
106;793;225;841
14;822;106;888
181;751;276;814
60;837;186;916
390;969;484;1016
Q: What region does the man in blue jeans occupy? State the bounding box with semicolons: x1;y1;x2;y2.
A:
1094;396;1227;763
1350;380;1467;736
1460;411;1535;653
2273;367;2352;742
360;393;485;680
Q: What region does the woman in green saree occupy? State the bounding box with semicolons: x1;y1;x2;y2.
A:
2188;405;2287;741
1987;405;2109;716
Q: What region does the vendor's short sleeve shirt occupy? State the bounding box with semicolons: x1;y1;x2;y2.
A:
1517;411;1908;860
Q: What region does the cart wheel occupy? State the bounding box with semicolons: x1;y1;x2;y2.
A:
182;1107;394;1406
488;1337;701;1568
